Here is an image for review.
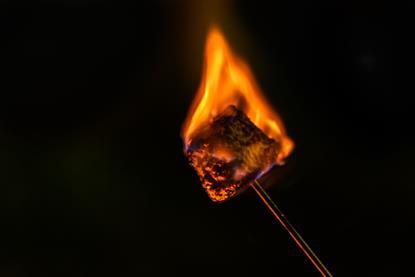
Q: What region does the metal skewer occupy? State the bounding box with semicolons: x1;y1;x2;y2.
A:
251;180;333;277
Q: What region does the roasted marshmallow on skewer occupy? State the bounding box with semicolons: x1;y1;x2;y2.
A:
181;26;333;277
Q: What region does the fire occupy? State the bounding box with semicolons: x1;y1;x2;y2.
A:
182;26;294;164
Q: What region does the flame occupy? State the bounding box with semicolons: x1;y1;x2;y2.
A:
182;26;294;164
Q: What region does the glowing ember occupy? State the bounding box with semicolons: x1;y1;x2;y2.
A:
182;26;294;202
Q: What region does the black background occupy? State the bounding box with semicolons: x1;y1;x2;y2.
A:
1;1;414;276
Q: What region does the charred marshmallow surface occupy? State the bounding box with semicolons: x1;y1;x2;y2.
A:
185;105;280;202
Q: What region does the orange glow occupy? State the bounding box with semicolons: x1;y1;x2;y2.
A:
182;26;294;164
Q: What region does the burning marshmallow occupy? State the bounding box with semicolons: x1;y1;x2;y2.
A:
185;105;280;202
182;27;293;202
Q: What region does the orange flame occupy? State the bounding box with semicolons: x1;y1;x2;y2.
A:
182;26;294;164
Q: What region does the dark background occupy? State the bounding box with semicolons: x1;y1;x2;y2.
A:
1;1;414;276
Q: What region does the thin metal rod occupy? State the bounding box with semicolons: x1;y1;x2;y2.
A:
251;180;333;277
